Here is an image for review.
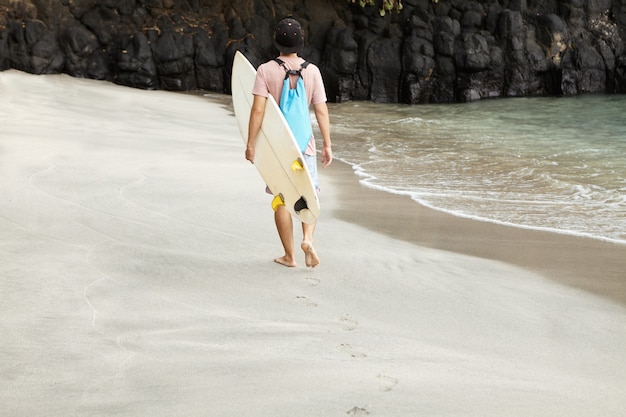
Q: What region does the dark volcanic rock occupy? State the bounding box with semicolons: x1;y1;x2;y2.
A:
0;0;625;102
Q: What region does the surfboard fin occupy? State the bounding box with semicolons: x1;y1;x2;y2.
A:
291;158;304;172
271;193;285;211
294;196;308;214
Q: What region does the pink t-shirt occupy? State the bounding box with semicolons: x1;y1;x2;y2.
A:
252;56;327;156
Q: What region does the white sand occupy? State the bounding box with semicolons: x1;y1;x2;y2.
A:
1;70;626;416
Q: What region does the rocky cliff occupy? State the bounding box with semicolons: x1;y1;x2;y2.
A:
1;0;625;103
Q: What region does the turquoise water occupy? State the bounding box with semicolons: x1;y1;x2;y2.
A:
328;95;626;244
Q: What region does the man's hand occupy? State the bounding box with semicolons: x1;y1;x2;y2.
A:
321;145;332;168
245;146;255;164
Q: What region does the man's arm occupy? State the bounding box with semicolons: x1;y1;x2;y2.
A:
313;102;332;168
246;94;267;164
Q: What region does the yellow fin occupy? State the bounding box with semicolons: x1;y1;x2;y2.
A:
291;158;304;172
271;194;285;211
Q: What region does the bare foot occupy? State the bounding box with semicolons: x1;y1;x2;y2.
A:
301;241;320;268
274;256;297;267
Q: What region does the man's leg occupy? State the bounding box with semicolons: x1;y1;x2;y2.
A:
301;153;321;268
274;205;297;267
301;222;320;268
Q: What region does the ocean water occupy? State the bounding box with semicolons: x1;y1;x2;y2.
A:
328;95;626;244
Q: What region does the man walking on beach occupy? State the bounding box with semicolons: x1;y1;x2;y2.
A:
245;17;332;268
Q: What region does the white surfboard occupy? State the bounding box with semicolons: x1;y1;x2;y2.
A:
231;51;320;224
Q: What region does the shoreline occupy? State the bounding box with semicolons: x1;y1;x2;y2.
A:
321;159;626;308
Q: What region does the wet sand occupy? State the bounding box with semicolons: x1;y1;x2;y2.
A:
323;161;626;307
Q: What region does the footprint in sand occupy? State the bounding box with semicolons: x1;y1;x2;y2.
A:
336;343;367;358
346;406;370;416
340;313;358;331
294;295;317;307
378;374;398;392
303;276;320;287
